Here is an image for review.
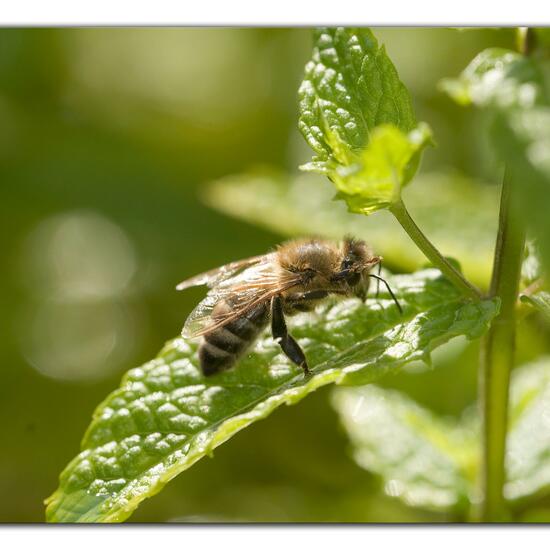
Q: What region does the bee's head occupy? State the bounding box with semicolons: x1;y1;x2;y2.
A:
332;237;380;299
277;237;380;296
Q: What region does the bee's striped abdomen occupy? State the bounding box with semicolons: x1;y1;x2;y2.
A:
199;300;269;376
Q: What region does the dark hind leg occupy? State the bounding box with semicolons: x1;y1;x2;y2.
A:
271;295;310;376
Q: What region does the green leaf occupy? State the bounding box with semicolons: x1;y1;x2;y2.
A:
520;291;550;321
519;241;549;320
45;269;498;522
521;240;543;286
506;358;550;502
299;27;417;170
332;385;478;513
203;169;499;287
332;357;550;513
298;27;429;213
490;106;550;271
442;48;550;272
440;48;547;109
331;123;433;215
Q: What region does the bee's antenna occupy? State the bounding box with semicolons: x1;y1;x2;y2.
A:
368;274;403;315
375;259;382;299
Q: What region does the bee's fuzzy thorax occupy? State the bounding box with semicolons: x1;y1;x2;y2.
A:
276;238;342;276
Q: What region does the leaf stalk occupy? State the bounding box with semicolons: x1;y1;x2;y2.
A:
389;199;482;299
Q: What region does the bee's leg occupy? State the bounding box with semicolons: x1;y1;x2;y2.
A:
271;295;310;376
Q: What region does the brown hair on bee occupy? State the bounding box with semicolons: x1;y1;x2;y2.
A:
275;236;379;300
177;236;401;377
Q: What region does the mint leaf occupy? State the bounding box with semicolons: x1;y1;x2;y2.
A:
522;241;543;286
333;357;550;514
442;48;550;272
299;27;416;170
298;27;429;213
521;291;550;321
506;358;550;502
440;48;547;109
491;106;550;270
331;123;433;214
332;385;478;513
46;269;498;522
203;170;499;287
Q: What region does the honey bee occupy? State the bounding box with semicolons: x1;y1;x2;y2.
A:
176;237;401;377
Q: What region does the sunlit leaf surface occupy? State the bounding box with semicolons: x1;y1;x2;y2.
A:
330;123;433;215
333;358;550;515
298;27;430;214
298;27;416;171
45;269;498;522
442;47;550;272
519;242;548;321
332;386;479;513
491;107;550;272
506;358;550;501
203;170;499;287
520;291;550;322
521;241;543;286
439;48;546;109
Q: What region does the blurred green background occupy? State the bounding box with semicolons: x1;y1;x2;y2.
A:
1;27;539;523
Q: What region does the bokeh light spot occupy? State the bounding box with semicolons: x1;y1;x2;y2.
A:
18;210;142;382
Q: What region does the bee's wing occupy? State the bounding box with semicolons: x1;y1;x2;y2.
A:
182;261;299;338
176;254;270;291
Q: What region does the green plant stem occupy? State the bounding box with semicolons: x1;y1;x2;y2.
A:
478;27;532;523
480;169;525;521
390;199;481;299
